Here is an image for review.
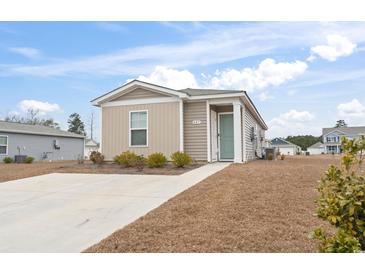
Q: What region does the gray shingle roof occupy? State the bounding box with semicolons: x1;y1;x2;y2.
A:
178;88;243;96
308;142;324;149
270;137;298;146
323;126;365;136
0;121;85;139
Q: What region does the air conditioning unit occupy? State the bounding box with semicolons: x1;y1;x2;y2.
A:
54;139;60;150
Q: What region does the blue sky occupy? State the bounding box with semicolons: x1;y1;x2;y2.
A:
1;21;365;139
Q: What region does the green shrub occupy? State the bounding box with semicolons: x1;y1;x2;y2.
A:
134;155;146;171
89;151;104;165
312;136;365;252
3;157;13;164
25;156;34;164
114;151;139;167
170;151;192;168
147;152;167;168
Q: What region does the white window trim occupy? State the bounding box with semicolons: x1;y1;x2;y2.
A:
0;135;9;156
129;110;148;148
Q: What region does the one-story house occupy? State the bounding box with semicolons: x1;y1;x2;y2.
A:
0;121;85;161
270;137;301;155
91;80;268;163
307;142;325;155
84;138;99;159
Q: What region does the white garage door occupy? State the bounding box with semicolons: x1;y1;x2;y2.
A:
308;148;323;155
279;147;294;155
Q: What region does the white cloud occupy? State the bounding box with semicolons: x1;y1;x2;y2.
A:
8;47;41;59
337;99;365;125
267;109;317;137
18;100;60;115
258;92;273;101
0;22;364;78
309;34;357;62
134;66;198;90
207;58;308;91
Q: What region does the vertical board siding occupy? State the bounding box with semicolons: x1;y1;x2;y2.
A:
102;102;180;160
111;88;168;101
183;101;207;161
244;108;264;161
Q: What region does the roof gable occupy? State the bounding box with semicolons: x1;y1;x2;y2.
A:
323;126;365;136
111;87;170;102
270;138;296;146
308;142;324;149
91;80;188;105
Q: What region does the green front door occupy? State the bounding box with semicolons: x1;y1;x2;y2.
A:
219;113;234;160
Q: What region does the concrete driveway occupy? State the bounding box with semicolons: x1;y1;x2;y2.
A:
0;163;229;252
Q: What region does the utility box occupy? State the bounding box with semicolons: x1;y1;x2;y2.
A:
264;148;276;160
15;155;27;163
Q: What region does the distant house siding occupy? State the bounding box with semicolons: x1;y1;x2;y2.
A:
183;101;207;161
0;131;84;161
102;102;180;161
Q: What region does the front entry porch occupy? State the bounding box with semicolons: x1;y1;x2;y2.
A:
207;99;243;163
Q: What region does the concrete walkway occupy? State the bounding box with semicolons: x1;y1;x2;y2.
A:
0;162;229;252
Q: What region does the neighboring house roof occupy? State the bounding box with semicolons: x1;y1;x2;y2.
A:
270;137;297;146
323;126;365;136
91;79;268;130
85;139;99;147
0;121;85;139
308;142;324;149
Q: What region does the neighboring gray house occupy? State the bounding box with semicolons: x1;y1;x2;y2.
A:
91;80;267;163
270;137;302;155
323;126;365;154
0;121;85;161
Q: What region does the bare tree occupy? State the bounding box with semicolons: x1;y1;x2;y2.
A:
86;111;95;140
4;109;60;129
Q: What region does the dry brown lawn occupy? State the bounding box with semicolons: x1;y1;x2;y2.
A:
85;155;340;253
0;161;200;183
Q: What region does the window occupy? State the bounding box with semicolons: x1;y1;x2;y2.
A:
0;135;8;155
129;110;148;147
326;136;339;143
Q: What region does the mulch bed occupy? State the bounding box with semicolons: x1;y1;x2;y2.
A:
57;162;202;176
85;155;339;253
0;161;202;183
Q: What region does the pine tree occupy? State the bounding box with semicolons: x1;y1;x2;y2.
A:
67;113;86;135
335;120;347;128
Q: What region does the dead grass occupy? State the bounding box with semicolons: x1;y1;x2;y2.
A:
85;155;340;253
0;161;201;183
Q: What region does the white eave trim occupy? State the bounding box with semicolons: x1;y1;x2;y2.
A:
91;80;188;106
240;95;268;130
101;97;180;107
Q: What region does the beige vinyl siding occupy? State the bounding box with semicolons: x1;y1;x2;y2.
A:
183;101;207;161
102;102;180;160
111;88;168;101
244;107;264;161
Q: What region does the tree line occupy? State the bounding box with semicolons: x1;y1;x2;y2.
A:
284;120;348;150
4;109;95;138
